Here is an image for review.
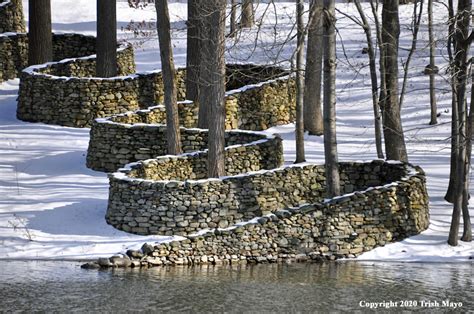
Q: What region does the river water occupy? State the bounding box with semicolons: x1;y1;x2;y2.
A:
0;261;472;312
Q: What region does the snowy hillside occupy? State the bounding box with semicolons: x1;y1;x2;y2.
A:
0;1;472;261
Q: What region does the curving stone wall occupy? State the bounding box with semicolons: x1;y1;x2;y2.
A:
86;161;429;268
17;44;136;127
106;158;429;239
17;60;294;128
87;73;294;172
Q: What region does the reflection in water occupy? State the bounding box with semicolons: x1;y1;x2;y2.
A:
0;261;472;312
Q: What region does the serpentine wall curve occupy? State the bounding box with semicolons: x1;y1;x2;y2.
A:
2;1;430;263
106;159;429;262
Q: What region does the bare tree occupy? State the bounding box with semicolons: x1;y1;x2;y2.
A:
200;0;226;177
323;0;340;197
399;0;423;109
155;0;182;155
447;0;472;246
354;0;384;159
241;0;254;28
427;0;438;125
304;1;324;136
229;0;238;37
28;0;52;65
295;0;306;163
380;0;408;162
186;0;201;102
96;0;117;77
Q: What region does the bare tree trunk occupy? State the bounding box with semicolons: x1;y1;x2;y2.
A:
155;0;182;155
295;0;306;163
28;0;52;65
201;0;226;178
186;0;201;102
196;1;210;129
428;0;438;125
96;0;117;77
241;0;254;28
381;0;408;162
399;0;423;109
445;0;456;203
229;0;237;37
323;0;340;197
354;0;384;159
370;0;387;127
448;0;472;246
304;1;324;136
461;71;474;242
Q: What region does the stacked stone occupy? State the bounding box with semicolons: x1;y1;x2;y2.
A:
0;0;25;33
17;45;137;127
0;33;97;83
106;133;284;235
106;160;419;236
82;161;429;269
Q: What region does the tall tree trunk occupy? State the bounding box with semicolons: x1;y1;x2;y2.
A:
196;1;211;129
295;0;306;163
304;1;324;136
155;0;182;155
445;0;456;203
370;0;387;131
186;0;201;102
381;0;408;162
399;0;423;109
201;0;226;178
448;0;472;246
28;0;52;65
241;0;254;28
428;0;438;125
354;0;384;159
229;0;238;37
323;0;340;197
461;70;474;242
96;0;117;77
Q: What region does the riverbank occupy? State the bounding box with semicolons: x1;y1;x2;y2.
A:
0;1;472;263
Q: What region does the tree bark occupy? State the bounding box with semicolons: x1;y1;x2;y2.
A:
461;70;474;242
448;0;472;246
155;0;182;156
445;0;456;203
295;0;306;163
355;0;384;159
28;0;52;65
201;0;226;178
303;1;324;136
428;0;438;125
186;0;201;102
241;0;254;28
323;0;340;197
381;0;408;162
229;0;238;37
96;0;117;77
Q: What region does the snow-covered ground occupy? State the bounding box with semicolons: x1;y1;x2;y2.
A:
0;1;472;261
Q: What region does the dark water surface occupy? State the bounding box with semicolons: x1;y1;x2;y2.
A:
0;261;472;312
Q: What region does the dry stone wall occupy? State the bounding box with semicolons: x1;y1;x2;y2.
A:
0;0;25;33
106;160;429;239
17;59;294;129
0;0;25;82
88;161;429;268
17;45;136;127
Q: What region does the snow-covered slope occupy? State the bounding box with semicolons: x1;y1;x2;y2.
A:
0;1;471;261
